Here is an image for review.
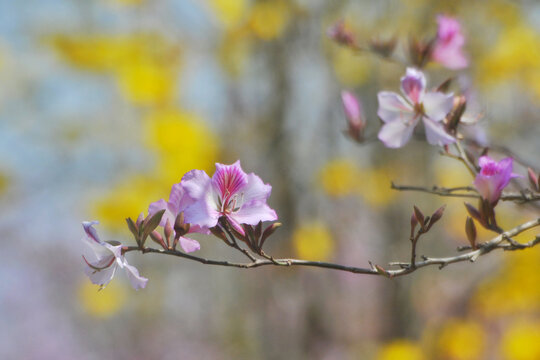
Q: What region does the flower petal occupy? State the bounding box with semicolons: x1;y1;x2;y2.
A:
230;173;278;225
123;262;148;290
400;68;426;104
341;90;362;125
179;236;201;253
212;161;248;200
82;221;101;244
183;191;220;228
377;92;414;123
377;120;416;148
148;199;173;227
423;92;454;122
423;118;455;146
84;262;117;287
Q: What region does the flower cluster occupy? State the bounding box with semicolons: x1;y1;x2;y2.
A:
81;161;278;289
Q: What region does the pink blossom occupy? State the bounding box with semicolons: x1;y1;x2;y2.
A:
148;183;204;253
432;15;468;70
377;68;455;148
82;221;148;290
182;161;277;234
474;156;520;205
341;90;365;141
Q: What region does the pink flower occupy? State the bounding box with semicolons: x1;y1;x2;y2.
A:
341;90;365;141
82;221;148;290
432;15;468;70
182;161;278;234
148;183;204;253
474;156;520;205
377;68;455;148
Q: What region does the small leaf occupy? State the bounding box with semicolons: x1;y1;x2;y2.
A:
254;221;263;240
465;217;477;250
436;78;453;93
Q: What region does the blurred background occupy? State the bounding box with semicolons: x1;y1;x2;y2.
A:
0;0;539;359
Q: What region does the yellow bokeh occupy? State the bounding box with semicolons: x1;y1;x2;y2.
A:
248;1;290;40
293;222;334;261
143;109;219;183
501;321;540;360
78;279;128;318
319;158;359;197
0;171;9;195
436;319;485;360
209;0;248;28
478;24;540;99
318;158;396;206
116;62;176;106
219;28;253;76
92;175;166;231
377;339;425;360
332;48;372;87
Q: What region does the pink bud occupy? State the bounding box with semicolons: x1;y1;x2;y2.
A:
327;20;355;47
341;91;365;142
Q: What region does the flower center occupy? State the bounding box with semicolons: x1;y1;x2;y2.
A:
481;163;499;176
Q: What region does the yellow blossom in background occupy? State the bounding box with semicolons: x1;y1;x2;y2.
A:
436;319;485;360
248;1;290;40
319;158;359;197
478;25;540;99
318;158;397;206
500;321;540;360
0;171;9;195
376;339;424;360
332;48;371;87
208;0;248;28
110;0;145;5
78;280;128;318
92;175;165;231
116;61;176;106
471;249;540;317
293;222;334;261
143;109;219;183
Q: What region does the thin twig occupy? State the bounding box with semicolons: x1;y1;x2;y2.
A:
125;218;540;278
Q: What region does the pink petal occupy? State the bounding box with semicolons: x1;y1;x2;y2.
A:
377;91;414;123
400;68;426;104
377;119;416;148
182;169;212;201
183;192;220;228
148;199;173;227
230;173;277;225
179;236;201;253
422;118;455;146
422;92;454;122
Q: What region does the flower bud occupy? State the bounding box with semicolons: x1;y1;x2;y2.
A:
408;37;434;68
413;205;425;229
369;36;397;58
465;217;477;250
327;20;356;47
445;95;467;133
341;91;365;142
528;167;539;192
427;204;446;229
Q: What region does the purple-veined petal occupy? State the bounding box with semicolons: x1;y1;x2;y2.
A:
422;92;454;122
377;91;414;123
83;221;101;244
423;118;455;146
400;68;426;104
377;119;416;148
211;161;248;200
179;236;201;253
122;262;148;290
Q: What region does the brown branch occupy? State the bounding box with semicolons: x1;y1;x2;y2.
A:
125;218;540;279
391;183;540;203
